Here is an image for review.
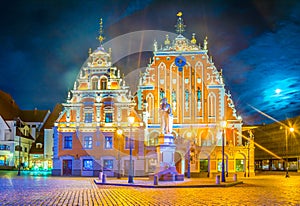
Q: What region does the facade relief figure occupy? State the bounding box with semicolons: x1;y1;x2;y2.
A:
160;98;173;134
160;88;165;100
172;89;176;102
197;87;201;101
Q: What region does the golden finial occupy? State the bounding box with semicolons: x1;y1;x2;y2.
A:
98;18;105;44
164;34;170;45
175;12;186;35
191;33;196;44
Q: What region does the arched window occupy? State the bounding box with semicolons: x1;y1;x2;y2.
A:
201;131;213;146
100;77;107;90
146;93;154;121
91;77;98;90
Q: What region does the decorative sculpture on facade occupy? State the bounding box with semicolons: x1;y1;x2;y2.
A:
160;98;173;134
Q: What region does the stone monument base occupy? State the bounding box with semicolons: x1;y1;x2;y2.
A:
149;133;184;181
149;166;184;181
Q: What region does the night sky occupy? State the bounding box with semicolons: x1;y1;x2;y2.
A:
1;0;299;125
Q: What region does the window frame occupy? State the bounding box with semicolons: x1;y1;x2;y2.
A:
103;159;113;170
83;136;93;149
82;159;93;171
104;136;113;149
63;136;72;149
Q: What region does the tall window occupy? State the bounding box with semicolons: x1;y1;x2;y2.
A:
100;78;107;90
104;136;113;149
208;93;216;117
92;78;98;90
83;136;93;149
84;112;93;123
105;113;113;123
64;136;72;149
83;159;93;170
103;159;113;170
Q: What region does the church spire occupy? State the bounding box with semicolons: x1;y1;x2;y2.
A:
98;18;105;45
175;12;186;35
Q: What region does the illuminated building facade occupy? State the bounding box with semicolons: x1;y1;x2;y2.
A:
52;19;144;176
138;13;255;177
53;14;255;177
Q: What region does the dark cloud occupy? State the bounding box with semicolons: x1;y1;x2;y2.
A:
0;0;299;125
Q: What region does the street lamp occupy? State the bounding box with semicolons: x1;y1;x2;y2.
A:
15;117;21;176
186;132;192;178
128;116;135;184
116;128;123;179
220;120;227;182
285;127;294;178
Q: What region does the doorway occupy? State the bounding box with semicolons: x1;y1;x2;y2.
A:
63;160;72;176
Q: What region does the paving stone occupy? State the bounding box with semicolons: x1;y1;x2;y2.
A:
1;174;300;205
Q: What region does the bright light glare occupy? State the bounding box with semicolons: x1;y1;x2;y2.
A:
275;88;281;95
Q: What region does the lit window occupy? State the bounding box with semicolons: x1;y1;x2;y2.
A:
64;136;72;149
200;159;208;172
236;159;244;172
105;113;113;123
104;136;113;149
83;159;93;170
83;136;93;149
84;113;93;123
103;159;113;170
217;160;226;172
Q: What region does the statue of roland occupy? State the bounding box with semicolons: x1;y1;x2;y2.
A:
160;98;173;134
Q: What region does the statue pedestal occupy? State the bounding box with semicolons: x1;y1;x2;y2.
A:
151;133;184;181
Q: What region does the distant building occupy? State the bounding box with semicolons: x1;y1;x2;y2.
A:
253;116;300;172
29;104;62;170
0;90;52;169
53;14;255;177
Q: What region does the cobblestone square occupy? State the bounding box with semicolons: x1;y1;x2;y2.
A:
1;172;300;205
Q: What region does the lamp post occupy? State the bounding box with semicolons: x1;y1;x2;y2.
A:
116;128;123;179
15;117;21;176
186;132;192;178
285;127;294;178
220;120;227;182
128;116;135;183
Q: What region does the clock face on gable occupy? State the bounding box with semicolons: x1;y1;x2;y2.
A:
175;56;186;72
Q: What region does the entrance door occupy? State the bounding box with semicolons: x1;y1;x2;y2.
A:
63;160;72;176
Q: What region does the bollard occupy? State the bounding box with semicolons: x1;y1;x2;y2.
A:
99;172;103;180
233;173;237;182
102;174;106;183
154;175;158;185
216;174;220;185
